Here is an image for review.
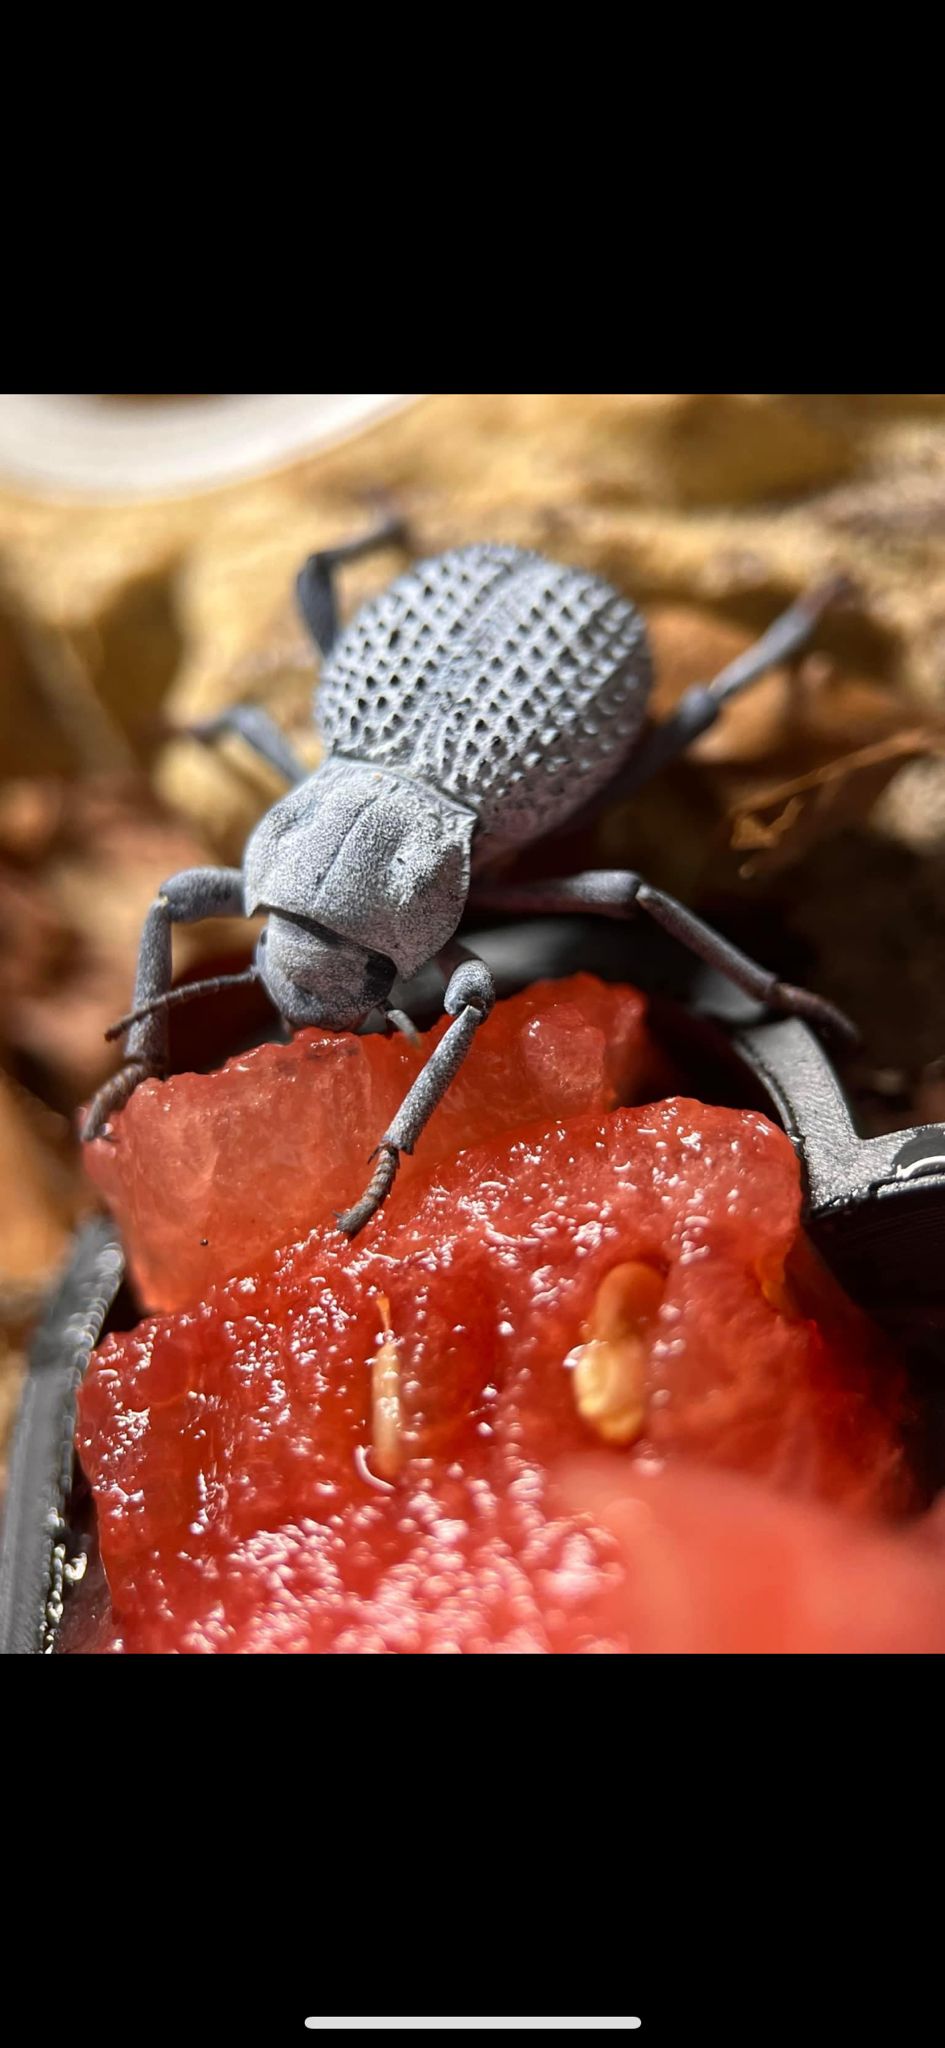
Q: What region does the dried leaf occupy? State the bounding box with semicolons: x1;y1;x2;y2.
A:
726;729;945;877
0;1072;73;1294
0;778;248;1105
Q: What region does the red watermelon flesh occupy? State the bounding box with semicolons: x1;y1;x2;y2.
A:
548;1457;945;1655
83;974;668;1313
72;976;925;1654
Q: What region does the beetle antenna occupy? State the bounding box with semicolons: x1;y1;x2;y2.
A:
104;967;262;1042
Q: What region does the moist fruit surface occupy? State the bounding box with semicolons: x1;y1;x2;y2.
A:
74;978;920;1652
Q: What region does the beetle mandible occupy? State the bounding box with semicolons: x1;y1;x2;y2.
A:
83;517;855;1235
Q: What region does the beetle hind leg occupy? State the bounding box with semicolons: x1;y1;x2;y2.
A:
296;509;409;658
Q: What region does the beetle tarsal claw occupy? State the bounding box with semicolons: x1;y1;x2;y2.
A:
774;981;860;1053
81;1060;155;1143
336;1144;401;1239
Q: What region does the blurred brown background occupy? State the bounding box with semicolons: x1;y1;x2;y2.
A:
2;392;944;1463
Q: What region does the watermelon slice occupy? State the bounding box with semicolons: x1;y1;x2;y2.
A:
69;978;925;1654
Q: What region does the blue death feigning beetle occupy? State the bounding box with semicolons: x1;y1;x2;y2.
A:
82;517;856;1236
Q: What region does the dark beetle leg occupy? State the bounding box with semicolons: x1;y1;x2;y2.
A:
296;511;409;659
599;575;850;802
336;945;495;1238
468;870;857;1050
471;872;641;923
81;866;246;1140
183;705;307;785
634;883;858;1050
0;1216;125;1656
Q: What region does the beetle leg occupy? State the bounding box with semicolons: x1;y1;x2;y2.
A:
468;870;857;1050
336;947;496;1239
0;1216;125;1656
183;705;307;785
597;575;852;804
296;511;408;657
81;866;247;1141
633;883;858;1050
471;871;642;922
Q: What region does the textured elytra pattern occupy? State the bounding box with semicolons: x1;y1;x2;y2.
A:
317;543;652;855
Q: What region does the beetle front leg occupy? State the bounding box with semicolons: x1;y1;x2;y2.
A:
336;945;496;1239
632;883;858;1048
81;866;246;1140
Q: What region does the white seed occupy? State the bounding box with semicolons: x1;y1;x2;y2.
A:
573;1336;647;1445
371;1295;404;1483
571;1260;663;1447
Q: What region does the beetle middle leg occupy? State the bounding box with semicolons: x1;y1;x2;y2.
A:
82;866;247;1140
180;513;409;777
336;944;496;1239
468;871;857;1049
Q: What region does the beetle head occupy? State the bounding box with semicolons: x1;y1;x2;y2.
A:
243;761;475;982
256;911;395;1031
